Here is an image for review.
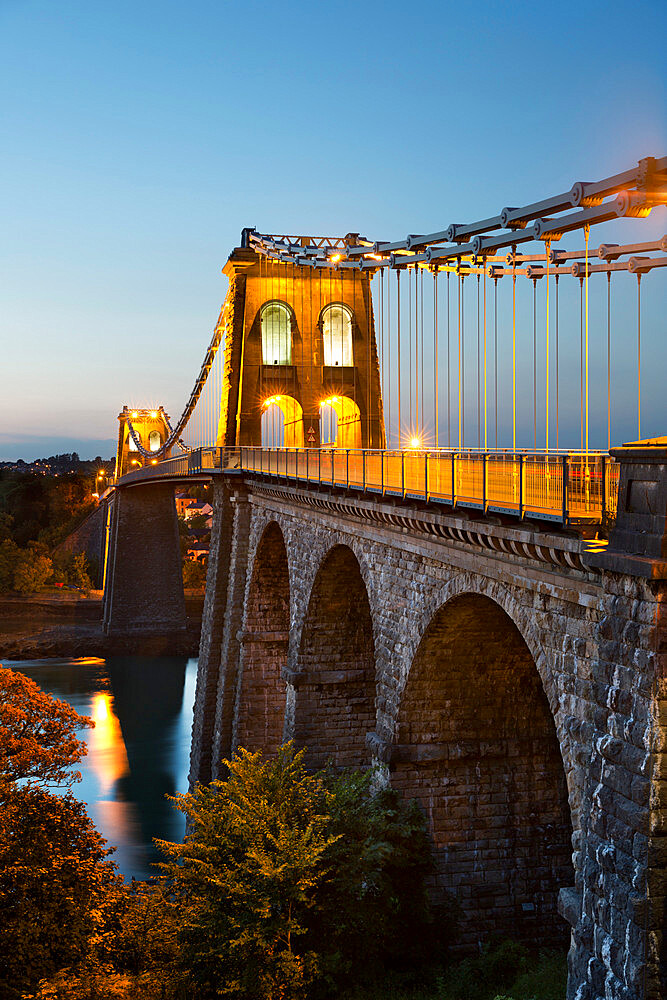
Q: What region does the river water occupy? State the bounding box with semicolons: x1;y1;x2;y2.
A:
5;656;198;881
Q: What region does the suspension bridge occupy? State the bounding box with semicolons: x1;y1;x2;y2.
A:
102;156;667;1000
112;155;665;529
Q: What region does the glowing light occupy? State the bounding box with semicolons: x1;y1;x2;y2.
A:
97;471;104;478
93;695;110;723
150;410;157;419
330;253;342;263
131;411;138;419
410;437;421;449
88;693;130;798
151;459;158;465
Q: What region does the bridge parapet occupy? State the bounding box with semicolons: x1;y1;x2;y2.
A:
115;444;619;529
588;437;667;578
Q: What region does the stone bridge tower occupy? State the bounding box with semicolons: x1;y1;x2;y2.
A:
115;406;172;479
215;232;385;450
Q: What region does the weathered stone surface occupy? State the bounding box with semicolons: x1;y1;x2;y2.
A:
102;483;186;637
188;471;666;1000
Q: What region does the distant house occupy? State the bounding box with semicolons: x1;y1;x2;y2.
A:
184;501;213;527
186;541;209;563
175;491;193;518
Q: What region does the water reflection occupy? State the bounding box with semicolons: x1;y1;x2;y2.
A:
2;655;197;881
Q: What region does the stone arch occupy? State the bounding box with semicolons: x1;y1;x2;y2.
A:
261;395;304;448
383;572;574;812
391;589;574;950
293;543;376;770
234;521;290;755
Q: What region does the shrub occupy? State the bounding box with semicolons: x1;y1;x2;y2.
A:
0;785;121;998
0;538;19;591
182;557;207;588
13;550;52;594
158;744;439;999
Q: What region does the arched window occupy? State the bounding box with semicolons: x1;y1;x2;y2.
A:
128;431;139;452
322;304;353;367
261;302;292;365
148;430;162;452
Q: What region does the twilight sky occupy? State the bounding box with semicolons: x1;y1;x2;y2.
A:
1;0;665;460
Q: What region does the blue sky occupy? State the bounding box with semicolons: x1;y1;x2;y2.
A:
1;0;665;460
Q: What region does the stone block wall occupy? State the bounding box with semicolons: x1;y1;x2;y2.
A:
190;474;666;1000
102;483;186;636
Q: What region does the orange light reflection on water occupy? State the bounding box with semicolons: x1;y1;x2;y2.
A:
88;692;130;797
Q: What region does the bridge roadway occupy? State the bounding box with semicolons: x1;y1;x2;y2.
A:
104;439;667;1000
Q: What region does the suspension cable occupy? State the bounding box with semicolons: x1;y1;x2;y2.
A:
607;270;611;450
637;273;642;439
434;268;439;448
556;273;560;452
545;239;550;454
533;276;537;452
584;223;590;455
477;273;481;449
409;267;413;434
458;270;462;450
512;247;516;452
483;266;487;451
447;271;451;448
420;267;424;436
579;276;584;451
494;275;498;450
397;269;402;446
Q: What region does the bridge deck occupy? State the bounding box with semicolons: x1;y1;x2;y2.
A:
118;447;619;527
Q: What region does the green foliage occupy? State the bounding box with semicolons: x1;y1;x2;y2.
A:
182;556;207;588
51;551;96;592
0;469;96;549
308;768;441;986
436;941;567;1000
0;537;20;591
0;511;14;542
187;512;210;531
67;552;93;593
13;551;52;593
0;784;121;999
158;744;438;1000
159;745;337;998
0;665;93;789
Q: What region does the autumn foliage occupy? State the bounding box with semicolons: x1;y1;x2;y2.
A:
0;667;93;789
0;666;118;999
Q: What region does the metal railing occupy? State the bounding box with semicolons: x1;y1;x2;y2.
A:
117;446;619;526
238;448;618;526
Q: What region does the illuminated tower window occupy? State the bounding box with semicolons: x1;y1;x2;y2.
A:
128;432;139;451
148;430;162;452
261;302;292;365
322;304;353;367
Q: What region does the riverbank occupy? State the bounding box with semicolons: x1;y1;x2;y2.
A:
0;590;204;659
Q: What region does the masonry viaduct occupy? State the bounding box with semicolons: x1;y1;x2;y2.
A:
102;214;667;999
183;440;667;1000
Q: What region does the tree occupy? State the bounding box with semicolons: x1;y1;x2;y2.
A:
13;549;52;593
159;745;338;999
0;784;121;999
0;538;19;591
158;744;438;999
67;552;93;593
0;666;93;789
0;512;14;543
182;557;207;588
307;768;439;983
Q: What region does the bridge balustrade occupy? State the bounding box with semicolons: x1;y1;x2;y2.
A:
115;445;619;527
235;447;619;526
